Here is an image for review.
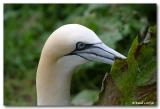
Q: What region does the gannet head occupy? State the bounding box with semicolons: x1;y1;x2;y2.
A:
42;24;126;67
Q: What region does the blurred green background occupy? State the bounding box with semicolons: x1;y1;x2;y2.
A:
4;4;156;106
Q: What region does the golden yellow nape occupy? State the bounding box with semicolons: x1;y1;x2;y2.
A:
36;24;126;106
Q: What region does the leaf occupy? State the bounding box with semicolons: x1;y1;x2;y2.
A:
97;25;157;105
135;26;156;86
71;89;99;106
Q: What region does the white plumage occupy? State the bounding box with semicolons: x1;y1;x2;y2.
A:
36;24;126;106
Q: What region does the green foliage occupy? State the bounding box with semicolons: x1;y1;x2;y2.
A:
135;26;156;86
71;89;99;105
4;4;156;106
98;26;156;105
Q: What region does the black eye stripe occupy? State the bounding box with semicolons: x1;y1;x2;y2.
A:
76;42;92;51
64;42;102;56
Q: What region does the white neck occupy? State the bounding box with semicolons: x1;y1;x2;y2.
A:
36;54;86;106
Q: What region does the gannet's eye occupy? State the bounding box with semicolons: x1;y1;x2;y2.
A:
76;42;86;50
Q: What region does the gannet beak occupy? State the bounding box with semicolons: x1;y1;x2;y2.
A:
70;42;126;64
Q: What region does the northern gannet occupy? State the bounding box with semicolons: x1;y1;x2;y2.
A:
36;24;126;106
